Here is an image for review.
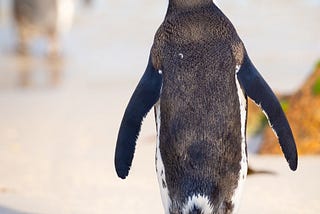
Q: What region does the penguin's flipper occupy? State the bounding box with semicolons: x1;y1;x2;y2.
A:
236;54;298;171
115;56;162;179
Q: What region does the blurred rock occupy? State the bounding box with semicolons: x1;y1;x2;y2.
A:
259;61;320;155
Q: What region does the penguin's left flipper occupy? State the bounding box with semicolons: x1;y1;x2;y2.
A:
115;55;162;179
236;54;298;171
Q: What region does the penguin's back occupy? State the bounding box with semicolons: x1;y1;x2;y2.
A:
153;4;246;210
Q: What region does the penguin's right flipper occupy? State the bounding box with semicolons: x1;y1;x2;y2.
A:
114;55;162;179
236;54;298;171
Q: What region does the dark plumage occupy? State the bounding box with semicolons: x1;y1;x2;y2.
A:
115;0;297;213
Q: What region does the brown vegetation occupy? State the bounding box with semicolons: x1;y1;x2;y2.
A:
259;61;320;155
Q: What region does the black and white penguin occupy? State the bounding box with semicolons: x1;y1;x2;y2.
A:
115;0;298;213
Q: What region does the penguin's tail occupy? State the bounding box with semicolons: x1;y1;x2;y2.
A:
182;194;214;214
189;207;203;214
189;206;202;214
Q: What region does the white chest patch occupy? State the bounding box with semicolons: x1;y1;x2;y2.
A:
182;194;214;214
232;65;248;213
155;101;171;214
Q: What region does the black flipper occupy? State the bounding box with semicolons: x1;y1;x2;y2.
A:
237;54;298;171
115;55;162;179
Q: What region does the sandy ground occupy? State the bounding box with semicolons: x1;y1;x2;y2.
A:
0;76;319;214
0;0;319;213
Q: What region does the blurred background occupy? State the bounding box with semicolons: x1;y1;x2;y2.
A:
0;0;319;213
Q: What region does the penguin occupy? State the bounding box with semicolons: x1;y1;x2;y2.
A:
12;0;74;56
115;1;298;213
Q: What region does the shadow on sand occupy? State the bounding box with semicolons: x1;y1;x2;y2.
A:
0;205;35;214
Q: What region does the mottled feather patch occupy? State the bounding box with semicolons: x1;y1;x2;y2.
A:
182;194;213;214
155;101;171;213
162;179;167;188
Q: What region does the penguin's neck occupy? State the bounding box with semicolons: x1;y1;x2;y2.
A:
168;0;213;11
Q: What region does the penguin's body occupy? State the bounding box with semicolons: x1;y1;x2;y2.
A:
153;4;247;213
115;1;297;214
